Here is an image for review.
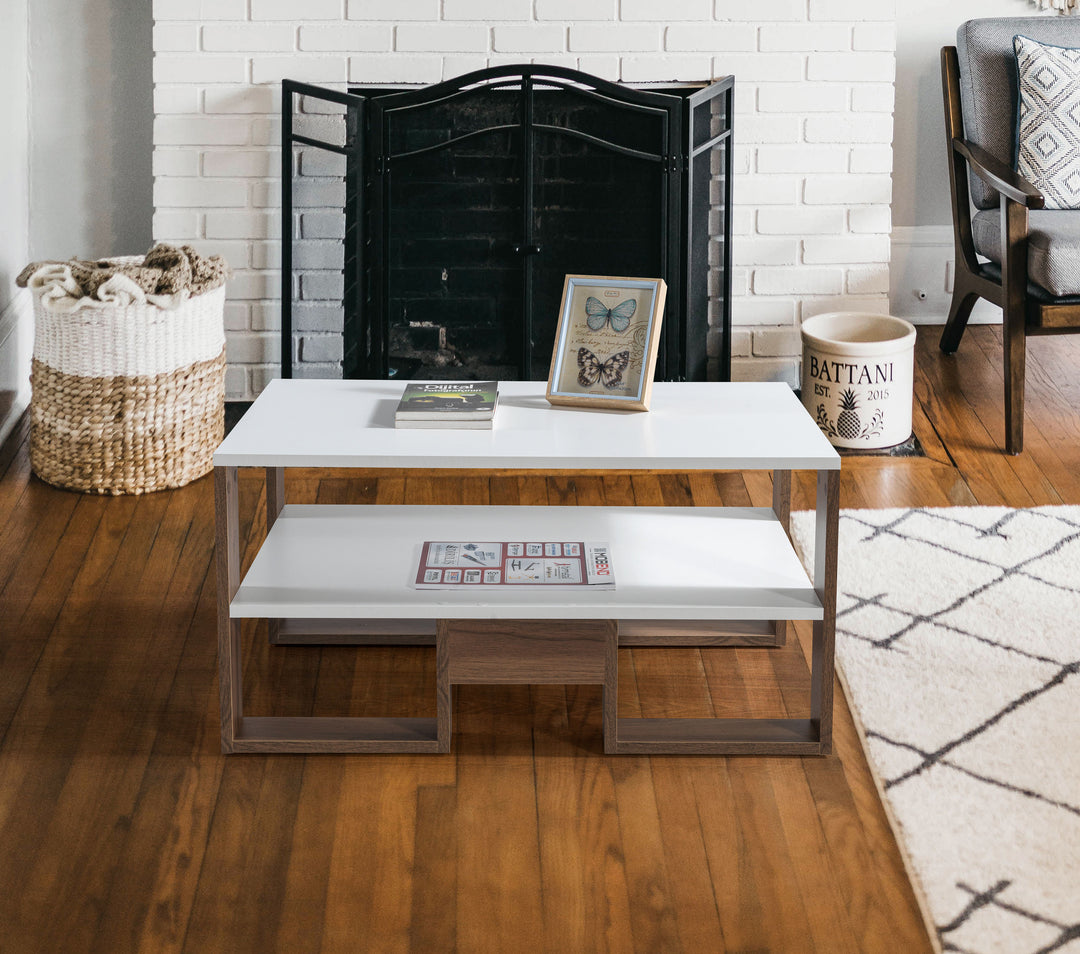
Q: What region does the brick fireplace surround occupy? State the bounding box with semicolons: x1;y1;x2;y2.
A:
152;0;895;401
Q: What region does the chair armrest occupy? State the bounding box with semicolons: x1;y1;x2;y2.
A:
952;138;1045;209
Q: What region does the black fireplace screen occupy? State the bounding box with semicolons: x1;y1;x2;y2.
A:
281;65;733;383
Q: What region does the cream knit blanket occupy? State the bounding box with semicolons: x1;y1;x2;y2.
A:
1033;0;1080;12
16;244;230;312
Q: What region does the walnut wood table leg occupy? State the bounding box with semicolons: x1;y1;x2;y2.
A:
606;467;835;756
773;468;793;646
436;621;454;754
811;468;840;754
603;621;619;754
214;466;243;752
266;466;285;526
216;466;444;753
266;467;285;645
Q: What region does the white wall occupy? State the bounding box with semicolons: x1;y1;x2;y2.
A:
1;0;29;314
0;0;153;447
0;0;32;447
890;0;1054;322
28;0;153;260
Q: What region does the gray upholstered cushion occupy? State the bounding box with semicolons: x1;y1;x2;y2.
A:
957;17;1080;209
971;207;1080;295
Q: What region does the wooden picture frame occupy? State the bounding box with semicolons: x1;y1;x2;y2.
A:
545;275;667;412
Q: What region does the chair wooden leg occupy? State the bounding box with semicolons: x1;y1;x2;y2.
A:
1002;200;1028;455
1003;305;1026;455
939;288;978;354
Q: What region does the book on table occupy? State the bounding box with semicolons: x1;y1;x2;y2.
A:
394;381;498;428
414;541;614;589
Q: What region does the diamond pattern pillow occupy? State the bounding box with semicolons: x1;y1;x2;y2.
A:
1015;34;1080;209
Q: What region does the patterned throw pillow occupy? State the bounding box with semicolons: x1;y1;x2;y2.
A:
1014;34;1080;209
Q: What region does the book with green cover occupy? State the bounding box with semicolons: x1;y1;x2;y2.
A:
394;382;499;424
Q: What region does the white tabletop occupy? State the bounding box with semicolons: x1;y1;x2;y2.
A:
214;379;840;470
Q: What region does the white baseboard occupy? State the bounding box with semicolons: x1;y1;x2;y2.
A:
0;289;33;449
890;225;1001;326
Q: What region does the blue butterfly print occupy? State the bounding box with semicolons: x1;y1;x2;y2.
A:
585;296;636;333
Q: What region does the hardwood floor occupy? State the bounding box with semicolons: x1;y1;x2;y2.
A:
2;325;1078;953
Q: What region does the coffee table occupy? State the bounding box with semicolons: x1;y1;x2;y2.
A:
213;380;840;755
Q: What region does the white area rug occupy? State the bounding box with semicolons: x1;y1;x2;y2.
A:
791;506;1080;954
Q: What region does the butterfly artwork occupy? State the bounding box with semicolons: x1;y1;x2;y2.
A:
578;348;630;389
584;295;636;333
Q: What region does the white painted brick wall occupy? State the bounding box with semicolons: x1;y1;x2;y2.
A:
536;0;613;20
155;87;201;114
665;25;756;52
444;0;532;19
623;0;711;20
254;0;342;19
299;26;390;52
759;24;850;52
201;24;296;53
152;0;895;397
347;0;438;19
810;0;895;20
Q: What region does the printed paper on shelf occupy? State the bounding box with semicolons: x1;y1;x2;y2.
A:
414;541;614;588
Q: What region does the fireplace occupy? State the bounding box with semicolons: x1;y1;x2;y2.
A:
280;65;733;383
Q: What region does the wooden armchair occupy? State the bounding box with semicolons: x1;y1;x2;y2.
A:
941;18;1080;454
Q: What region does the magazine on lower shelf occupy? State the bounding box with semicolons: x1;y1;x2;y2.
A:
395;381;498;427
414;540;615;588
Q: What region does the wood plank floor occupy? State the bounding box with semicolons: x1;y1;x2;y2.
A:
2;325;1078;954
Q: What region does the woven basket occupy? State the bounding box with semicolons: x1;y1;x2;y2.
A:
29;281;226;495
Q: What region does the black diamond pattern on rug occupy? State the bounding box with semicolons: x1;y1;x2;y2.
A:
792;506;1080;954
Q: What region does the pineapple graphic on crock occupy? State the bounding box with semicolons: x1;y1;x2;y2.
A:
814;388;884;443
836;388;860;441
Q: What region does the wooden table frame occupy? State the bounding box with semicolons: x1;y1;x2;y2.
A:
214;464;839;756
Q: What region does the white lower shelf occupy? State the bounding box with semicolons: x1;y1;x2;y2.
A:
231;505;822;622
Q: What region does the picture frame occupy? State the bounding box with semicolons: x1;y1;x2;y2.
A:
545;275;667;412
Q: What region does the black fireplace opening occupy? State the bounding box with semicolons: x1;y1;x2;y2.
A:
281;66;733;384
